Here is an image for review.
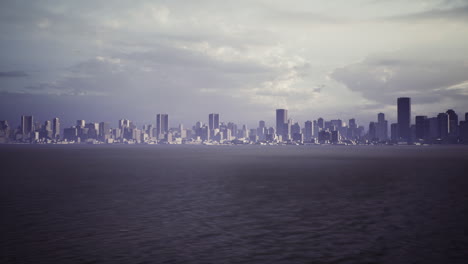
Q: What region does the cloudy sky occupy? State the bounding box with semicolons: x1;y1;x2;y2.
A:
1;0;468;128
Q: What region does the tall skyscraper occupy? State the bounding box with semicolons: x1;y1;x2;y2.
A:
415;116;427;140
368;122;376;140
257;121;266;141
156;114;169;139
276;109;288;139
437;113;449;139
21;115;34;139
118;119;125;129
304;121;313;141
76;120;85;128
427;117;439;140
259;120;265;128
397;97;411;141
99;122;110;140
313;120;318;138
390;123;399;142
376;113;388;141
43;120;53;139
317;118;324;130
446;109;458;136
52;118;60;139
208;113;220;130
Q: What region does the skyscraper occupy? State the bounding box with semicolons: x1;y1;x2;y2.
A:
259;120;265;128
369;122;376;140
43;120;53;139
446;109;458;136
437;113;449;139
304;121;313;141
21;115;33;139
317;118;324;130
397;97;411;141
76;120;85;128
208;113;220;130
390;123;399;142
376;113;388;141
257;121;266;141
276;109;288;139
415;116;427;140
99;122;110;140
156;114;169;139
52;117;60;139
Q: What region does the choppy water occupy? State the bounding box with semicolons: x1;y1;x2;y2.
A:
1;145;468;264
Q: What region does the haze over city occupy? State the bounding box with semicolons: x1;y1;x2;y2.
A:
1;0;468;128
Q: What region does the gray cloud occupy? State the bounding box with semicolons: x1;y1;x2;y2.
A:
1;0;468;126
0;71;28;77
382;4;468;21
331;48;468;106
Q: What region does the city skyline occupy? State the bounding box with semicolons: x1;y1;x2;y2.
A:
1;97;467;145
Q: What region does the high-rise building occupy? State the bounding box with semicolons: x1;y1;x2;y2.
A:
0;120;10;143
304;121;313;141
427;117;439;141
390;123;399;142
376;113;388;141
21;115;34;139
208;113;220;130
242;125;249;138
259;120;265;128
347;118;357;140
156;114;169;139
43;120;53;139
317;118;324;130
437;113;449;139
76;120;85;128
368;122;376;140
63;127;78;141
118;119;126;129
446;109;458;136
52;118;60;139
276;109;288;139
397;97;411;141
331;130;340;144
313;120;318;138
99;122;110;140
415;116;427;140
257;121;266;141
460;119;468;144
85;123;99;139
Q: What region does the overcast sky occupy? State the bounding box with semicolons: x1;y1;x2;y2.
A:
1;0;468;128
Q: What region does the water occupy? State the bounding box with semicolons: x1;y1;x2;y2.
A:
1;145;468;263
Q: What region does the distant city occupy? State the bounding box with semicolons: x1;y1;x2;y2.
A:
1;97;467;145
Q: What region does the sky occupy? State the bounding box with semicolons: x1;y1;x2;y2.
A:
1;0;468;129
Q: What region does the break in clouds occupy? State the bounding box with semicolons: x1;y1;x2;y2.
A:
1;0;468;127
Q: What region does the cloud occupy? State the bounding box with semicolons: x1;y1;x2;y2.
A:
0;71;28;77
382;4;468;22
1;0;468;126
330;48;468;107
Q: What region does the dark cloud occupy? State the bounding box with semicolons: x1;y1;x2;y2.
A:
383;4;468;21
331;49;468;105
1;0;468;126
0;71;28;77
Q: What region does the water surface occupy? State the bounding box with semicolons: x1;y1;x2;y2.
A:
1;145;468;263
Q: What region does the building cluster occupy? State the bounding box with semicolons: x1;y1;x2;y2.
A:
1;97;467;145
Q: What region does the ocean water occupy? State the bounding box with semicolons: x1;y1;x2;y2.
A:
1;145;468;264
